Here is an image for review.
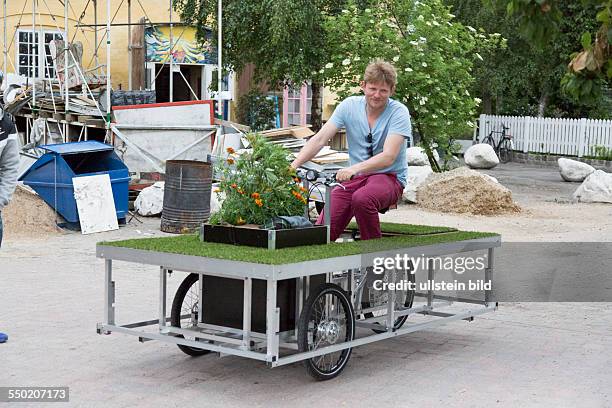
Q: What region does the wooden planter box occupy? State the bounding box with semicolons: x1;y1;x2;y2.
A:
199;223;329;249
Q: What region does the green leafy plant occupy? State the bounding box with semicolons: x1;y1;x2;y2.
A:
210;134;306;226
236;89;277;131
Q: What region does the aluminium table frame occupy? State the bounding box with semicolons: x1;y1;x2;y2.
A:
96;235;500;367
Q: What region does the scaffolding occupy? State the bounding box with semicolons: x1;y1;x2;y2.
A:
1;0;224;145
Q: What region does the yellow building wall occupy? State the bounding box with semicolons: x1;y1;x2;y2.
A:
1;0;174;89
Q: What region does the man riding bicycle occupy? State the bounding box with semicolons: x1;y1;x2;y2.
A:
291;59;412;241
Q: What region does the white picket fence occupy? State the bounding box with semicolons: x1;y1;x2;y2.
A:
477;115;612;157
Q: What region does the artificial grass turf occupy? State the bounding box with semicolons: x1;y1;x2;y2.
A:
347;222;456;235
100;222;498;265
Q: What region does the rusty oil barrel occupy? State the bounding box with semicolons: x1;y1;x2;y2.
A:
161;160;212;234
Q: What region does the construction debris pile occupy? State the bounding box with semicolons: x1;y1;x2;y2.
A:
417;167;521;215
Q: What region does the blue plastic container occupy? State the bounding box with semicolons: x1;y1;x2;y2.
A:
19;141;130;223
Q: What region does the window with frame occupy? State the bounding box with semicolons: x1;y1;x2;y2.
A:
283;83;320;126
17;30;64;79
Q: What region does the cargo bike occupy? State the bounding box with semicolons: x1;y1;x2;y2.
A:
96;170;500;380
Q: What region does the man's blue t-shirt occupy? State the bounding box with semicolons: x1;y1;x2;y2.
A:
329;96;412;186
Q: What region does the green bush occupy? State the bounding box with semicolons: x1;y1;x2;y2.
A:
236;89;277;131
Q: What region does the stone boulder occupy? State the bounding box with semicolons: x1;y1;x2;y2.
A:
407;147;439;166
464;144;499;169
403;165;434;203
135;182;164;216
573;170;612;203
558;158;595;182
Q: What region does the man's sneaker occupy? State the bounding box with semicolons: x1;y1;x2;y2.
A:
0;332;8;343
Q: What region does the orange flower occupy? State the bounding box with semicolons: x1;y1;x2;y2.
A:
227;157;235;165
226;147;235;154
230;183;237;189
293;177;301;183
237;188;245;194
255;198;263;207
251;192;260;199
299;186;307;193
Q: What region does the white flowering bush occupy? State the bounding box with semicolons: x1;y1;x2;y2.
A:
323;0;504;171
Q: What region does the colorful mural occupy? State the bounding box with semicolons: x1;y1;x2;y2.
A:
145;26;216;65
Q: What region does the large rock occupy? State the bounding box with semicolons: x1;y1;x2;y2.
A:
558;158;595;182
403;165;433;203
573;170;612;203
464;144;499;169
135;182;165;216
407;147;439;166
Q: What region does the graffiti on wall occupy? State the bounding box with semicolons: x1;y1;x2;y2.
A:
145;26;216;64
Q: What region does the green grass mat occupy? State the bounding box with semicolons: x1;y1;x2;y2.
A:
347;222;457;235
100;222;497;265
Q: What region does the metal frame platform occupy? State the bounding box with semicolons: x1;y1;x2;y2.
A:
96;235;500;368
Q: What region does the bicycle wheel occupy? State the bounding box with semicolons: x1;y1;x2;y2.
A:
170;273;211;356
362;268;415;333
499;139;513;163
298;283;355;381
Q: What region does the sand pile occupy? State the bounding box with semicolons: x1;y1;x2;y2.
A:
3;186;62;237
417;167;521;215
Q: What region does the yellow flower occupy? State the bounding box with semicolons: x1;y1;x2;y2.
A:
214;188;221;193
255;198;263;207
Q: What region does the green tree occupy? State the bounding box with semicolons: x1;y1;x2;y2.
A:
323;0;502;171
447;0;608;118
173;0;347;131
488;0;611;105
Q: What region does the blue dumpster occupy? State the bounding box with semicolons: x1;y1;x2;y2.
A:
19;141;130;223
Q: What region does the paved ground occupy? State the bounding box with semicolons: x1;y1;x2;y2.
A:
1;163;611;407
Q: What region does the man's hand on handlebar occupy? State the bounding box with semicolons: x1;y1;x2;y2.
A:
336;166;357;182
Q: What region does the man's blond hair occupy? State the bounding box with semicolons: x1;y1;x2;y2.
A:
363;59;397;89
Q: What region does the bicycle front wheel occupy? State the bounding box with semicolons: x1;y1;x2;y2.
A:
298;283;355;381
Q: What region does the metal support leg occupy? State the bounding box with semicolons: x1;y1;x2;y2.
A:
104;259;115;328
266;279;279;363
485;248;494;306
242;277;252;350
386;268;396;330
198;274;204;323
159;267;167;328
296;277;303;330
427;259;434;309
